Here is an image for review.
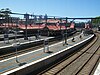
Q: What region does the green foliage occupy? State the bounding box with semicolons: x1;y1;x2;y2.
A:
92;16;100;24
0;8;11;18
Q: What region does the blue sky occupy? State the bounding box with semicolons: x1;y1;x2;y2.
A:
0;0;100;18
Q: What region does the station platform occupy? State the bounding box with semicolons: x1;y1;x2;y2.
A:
0;35;51;47
0;35;54;54
0;34;24;41
0;33;94;75
94;63;100;75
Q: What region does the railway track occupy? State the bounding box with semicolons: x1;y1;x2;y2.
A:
38;33;100;75
0;32;79;60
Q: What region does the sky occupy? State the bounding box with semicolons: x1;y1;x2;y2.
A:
0;0;100;19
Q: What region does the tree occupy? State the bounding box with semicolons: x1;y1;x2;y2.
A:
92;16;100;24
0;8;11;18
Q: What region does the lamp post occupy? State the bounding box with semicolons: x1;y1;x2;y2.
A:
44;14;49;36
4;16;9;44
15;18;19;40
60;18;62;31
62;31;65;46
12;41;26;66
34;15;37;24
71;19;75;42
12;41;20;63
24;13;29;40
38;15;42;38
34;15;39;39
44;14;47;23
13;18;19;63
59;18;65;46
64;17;68;45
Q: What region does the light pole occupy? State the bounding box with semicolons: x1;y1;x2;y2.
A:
15;42;20;63
34;15;39;40
44;14;47;23
15;18;19;40
4;17;9;44
71;19;75;42
59;18;65;46
24;13;29;40
12;41;26;66
13;18;19;63
12;41;20;63
44;14;49;36
64;17;68;45
38;15;42;39
60;18;62;31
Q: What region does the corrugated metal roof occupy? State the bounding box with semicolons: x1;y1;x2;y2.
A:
18;24;66;31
